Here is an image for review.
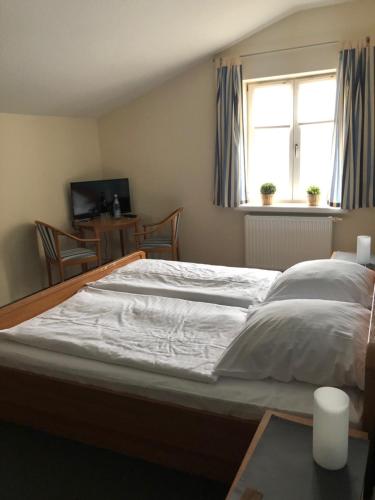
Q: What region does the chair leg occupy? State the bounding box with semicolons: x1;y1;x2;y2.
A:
46;261;53;287
176;244;180;261
172;246;178;261
81;263;88;273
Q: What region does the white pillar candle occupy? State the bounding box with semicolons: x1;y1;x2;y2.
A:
313;387;349;470
357;235;371;264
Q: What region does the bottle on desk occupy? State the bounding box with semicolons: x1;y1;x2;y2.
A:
112;194;121;219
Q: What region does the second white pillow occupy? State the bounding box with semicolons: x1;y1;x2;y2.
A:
265;259;374;309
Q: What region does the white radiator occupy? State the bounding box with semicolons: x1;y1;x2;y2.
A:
244;215;333;270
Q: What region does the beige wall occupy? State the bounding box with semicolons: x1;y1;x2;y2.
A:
98;0;375;266
0;113;102;306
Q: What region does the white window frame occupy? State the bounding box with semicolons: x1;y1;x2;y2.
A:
246;71;336;204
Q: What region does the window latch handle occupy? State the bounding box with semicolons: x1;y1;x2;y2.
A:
294;143;300;157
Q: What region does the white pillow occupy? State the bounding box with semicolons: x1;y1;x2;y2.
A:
215;299;370;389
265;259;374;309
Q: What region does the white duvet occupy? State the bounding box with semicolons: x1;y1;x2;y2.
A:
0;288;247;383
89;259;281;308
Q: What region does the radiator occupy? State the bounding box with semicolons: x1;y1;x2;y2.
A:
244;215;333;271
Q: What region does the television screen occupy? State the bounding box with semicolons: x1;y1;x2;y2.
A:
70;178;131;220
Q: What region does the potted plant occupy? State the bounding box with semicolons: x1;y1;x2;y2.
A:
306;185;321;206
260;183;276;206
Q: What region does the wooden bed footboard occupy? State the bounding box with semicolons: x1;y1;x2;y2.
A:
0;365;256;482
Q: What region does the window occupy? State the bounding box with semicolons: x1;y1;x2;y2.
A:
246;73;336;204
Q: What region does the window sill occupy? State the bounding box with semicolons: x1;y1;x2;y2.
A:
237;203;347;215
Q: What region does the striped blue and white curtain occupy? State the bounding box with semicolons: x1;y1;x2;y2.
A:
214;58;248;207
329;42;375;209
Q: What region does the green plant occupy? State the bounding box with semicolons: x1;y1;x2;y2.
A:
306;185;321;195
260;183;276;195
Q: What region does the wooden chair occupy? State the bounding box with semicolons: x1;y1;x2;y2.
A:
35;221;101;286
134;208;183;260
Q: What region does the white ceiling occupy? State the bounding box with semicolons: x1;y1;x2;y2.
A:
0;0;346;117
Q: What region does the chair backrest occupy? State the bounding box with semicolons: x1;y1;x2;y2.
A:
35;221;58;260
170;208;183;244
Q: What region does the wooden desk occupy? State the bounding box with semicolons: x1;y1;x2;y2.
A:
76;216;140;258
227;411;369;500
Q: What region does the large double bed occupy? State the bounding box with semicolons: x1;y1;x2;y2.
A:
0;251;374;485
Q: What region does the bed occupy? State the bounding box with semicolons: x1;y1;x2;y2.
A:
0;251;374;487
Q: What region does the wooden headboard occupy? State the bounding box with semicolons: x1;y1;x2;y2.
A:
0;251;145;329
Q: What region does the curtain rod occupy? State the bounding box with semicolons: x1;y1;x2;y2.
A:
240;40;340;58
213;37;371;63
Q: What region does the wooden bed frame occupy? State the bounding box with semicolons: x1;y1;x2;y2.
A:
0;251;374;488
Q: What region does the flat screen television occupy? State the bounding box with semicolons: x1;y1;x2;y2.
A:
70;178;131;220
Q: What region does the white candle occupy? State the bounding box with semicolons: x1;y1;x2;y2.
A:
357;235;371;264
313;387;349;470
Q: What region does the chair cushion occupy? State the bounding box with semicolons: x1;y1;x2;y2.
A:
61;247;97;261
139;237;172;249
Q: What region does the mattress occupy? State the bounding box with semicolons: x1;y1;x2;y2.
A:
89;259;281;307
0;338;363;426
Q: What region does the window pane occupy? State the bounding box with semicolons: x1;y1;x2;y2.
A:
251;83;293;127
248;127;291;201
297;78;336;123
298;122;334;201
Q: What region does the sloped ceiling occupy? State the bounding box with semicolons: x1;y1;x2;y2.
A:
0;0;347;117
